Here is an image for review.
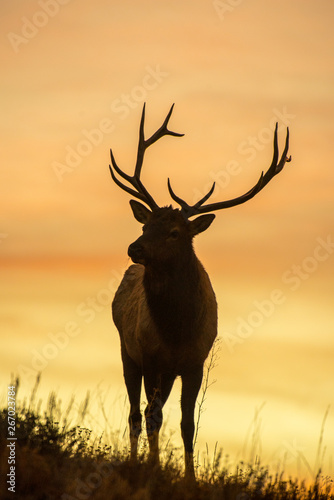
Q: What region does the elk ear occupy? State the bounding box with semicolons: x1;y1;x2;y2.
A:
189;214;215;237
129;200;152;224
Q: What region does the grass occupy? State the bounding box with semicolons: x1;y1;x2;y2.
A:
0;375;333;500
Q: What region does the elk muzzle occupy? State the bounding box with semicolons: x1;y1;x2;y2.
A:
128;240;146;265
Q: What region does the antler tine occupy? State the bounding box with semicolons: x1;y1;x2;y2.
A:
259;123;291;190
108;164;151;205
167;178;188;211
134;103;148;179
109;147;158;209
134;103;184;178
193;182;216;208
168;179;217;218
109;103;184;211
168;124;291;218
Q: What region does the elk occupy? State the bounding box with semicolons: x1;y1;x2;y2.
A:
109;104;290;479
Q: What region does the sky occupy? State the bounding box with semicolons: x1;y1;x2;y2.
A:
1;0;334;479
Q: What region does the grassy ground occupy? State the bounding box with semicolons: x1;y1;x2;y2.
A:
0;377;333;500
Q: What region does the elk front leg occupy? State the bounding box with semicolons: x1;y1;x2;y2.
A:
143;370;162;465
181;365;203;480
121;341;142;461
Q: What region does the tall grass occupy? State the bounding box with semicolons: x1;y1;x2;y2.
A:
0;375;333;500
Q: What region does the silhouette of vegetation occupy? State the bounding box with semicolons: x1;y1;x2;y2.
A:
0;376;333;499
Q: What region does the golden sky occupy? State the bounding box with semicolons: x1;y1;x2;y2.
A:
1;0;334;478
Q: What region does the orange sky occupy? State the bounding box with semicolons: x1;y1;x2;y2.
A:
1;0;334;479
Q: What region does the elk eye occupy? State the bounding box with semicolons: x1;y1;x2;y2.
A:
169;229;179;240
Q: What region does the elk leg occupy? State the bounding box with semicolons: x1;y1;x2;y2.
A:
121;341;142;461
180;365;203;480
143;370;162;465
161;373;176;407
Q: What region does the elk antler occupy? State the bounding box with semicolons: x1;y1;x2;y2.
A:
167;123;291;219
109;103;184;210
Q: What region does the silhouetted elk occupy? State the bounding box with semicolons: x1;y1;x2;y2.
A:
109;104;291;479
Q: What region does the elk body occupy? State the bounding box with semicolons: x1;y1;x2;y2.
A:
109;104;291;479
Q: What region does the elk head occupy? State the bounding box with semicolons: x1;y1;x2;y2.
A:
127;202;215;268
109;103;291;267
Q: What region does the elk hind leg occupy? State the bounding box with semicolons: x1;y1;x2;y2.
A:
121;341;142;461
180;366;203;479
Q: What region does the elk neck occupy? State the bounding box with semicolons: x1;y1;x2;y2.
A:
142;245;204;344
